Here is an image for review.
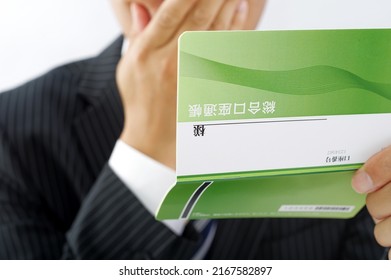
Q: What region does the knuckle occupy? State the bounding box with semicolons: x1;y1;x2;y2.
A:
366;184;391;221
365;195;375;213
191;9;210;26
157;10;179;29
366;194;382;220
130;46;149;66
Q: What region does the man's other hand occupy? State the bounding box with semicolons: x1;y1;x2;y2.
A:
352;146;391;259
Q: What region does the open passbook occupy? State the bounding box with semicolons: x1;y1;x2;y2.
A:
156;29;391;220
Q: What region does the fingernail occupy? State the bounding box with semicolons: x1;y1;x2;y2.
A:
352;169;374;194
237;0;249;14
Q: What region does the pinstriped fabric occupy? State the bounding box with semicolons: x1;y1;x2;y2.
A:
0;36;385;259
0;37;199;259
206;213;383;260
64;165;197;259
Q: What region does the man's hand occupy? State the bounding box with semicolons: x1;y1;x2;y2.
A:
116;0;249;169
352;146;391;259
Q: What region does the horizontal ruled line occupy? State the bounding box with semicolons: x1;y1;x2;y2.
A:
199;118;328;127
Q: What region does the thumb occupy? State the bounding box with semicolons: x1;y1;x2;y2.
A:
352;146;391;194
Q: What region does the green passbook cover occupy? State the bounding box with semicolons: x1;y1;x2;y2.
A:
156;29;391;220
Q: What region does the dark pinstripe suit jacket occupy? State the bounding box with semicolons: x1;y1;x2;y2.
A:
0;37;384;259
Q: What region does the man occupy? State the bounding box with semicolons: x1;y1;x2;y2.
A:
0;0;384;259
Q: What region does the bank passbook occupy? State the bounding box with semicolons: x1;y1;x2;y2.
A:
156;29;391;220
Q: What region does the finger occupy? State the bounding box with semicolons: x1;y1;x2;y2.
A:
366;182;391;220
173;0;226;37
210;0;240;30
141;0;198;49
111;0;133;38
352;145;391;194
243;0;267;30
230;0;249;30
374;217;391;247
162;0;227;53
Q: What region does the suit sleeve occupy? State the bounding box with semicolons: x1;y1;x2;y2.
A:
63;165;198;259
108;140;186;235
0;133;199;259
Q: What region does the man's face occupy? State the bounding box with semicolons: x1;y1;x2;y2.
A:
111;0;266;39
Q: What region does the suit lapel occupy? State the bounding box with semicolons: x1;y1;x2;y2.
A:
73;37;124;195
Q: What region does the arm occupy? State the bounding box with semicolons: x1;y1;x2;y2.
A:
117;0;253;169
63;165;198;259
0;131;199;259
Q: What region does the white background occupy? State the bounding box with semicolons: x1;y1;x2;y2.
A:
1;0;391;92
